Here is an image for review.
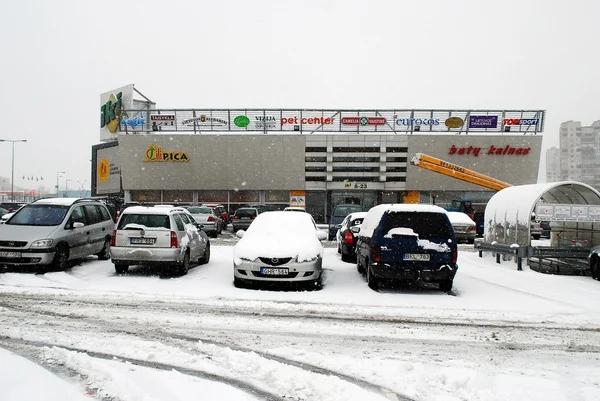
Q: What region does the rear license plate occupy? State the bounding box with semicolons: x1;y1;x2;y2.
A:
403;253;430;261
260;267;289;275
241;217;250;220
130;238;156;245
0;251;21;258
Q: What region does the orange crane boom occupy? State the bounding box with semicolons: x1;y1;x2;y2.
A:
410;153;512;191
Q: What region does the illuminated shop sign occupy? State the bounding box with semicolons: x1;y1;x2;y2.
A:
448;144;531;157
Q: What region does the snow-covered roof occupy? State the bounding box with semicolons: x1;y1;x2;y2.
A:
447;212;475;225
122;206;188;215
359;204;448;238
484;181;600;246
33;198;81;206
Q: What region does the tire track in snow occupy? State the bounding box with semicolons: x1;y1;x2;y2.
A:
0;301;413;401
0;338;285;401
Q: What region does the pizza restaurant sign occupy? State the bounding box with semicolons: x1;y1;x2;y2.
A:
144;144;189;162
449;144;531;157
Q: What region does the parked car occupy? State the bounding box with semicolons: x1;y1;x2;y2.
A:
336;212;367;262
0;207;8;217
283;206;306;212
354;204;458;292
233;211;328;288
474;212;484;237
0;211;14;225
447;212;477;244
540;220;551;238
185;206;222;237
589;246;600;281
328;203;363;240
0;198;114;270
111;205;210;275
232;207;259;231
203;203;230;228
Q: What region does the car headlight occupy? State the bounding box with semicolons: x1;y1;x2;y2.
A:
297;255;320;263
30;239;53;248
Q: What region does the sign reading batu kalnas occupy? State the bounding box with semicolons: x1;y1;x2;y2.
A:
112;108;546;135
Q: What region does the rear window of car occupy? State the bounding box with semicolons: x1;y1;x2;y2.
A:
235;208;257;218
187;207;212;214
382;212;451;240
333;205;362;217
117;214;170;229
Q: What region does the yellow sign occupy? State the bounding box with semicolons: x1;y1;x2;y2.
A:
143;144;189;162
403;191;420;204
98;158;110;183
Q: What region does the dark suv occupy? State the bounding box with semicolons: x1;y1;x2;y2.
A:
354;204;458;292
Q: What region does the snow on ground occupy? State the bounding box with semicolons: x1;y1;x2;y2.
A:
2;240;600;401
0;347;89;401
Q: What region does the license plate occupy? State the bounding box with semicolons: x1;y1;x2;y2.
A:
260;267;289;275
403;253;430;261
130;237;155;245
0;251;21;258
241;217;250;220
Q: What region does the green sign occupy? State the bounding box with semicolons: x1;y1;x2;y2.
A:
234;115;250;128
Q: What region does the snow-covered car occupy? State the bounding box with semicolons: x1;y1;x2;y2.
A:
355;204;458;292
283;206;306;212
184;206;222;238
0;211;14;224
447;211;477;244
233;211;328;288
589;245;600;280
336;211;367;262
110;205;210;275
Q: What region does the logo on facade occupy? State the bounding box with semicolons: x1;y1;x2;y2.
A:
120;115;146;128
448;144;531;157
255;115;277;129
144;144;190;162
468;116;498;129
98;158;110;183
100;92;123;134
234;115;250;127
444;117;464;129
394;117;440;126
503;118;539;126
341;117;386;125
181;115;228;126
150;115;175;131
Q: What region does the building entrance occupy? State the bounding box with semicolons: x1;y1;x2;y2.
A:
331;191;377;211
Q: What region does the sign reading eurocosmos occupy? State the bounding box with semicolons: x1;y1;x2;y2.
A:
111;109;545;134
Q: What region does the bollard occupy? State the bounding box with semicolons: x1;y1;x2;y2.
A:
496;253;501;264
478;250;483;258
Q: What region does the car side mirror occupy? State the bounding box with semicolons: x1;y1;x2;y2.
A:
350;226;361;234
236;230;245;239
336;224;342;229
72;222;84;229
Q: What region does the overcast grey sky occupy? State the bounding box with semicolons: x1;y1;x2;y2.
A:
0;0;598;192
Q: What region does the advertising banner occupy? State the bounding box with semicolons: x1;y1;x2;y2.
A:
100;84;134;142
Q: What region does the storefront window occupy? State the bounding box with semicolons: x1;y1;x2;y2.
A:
198;190;228;203
163;190;193;203
130;190;161;203
265;190;289;202
229;190;259;203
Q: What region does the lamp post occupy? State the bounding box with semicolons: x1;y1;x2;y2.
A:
65;179;72;197
0;139;27;203
56;171;65;197
77;180;88;197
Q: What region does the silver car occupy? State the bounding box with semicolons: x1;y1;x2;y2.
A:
185;206;222;238
110;206;210;275
0;198;114;270
233;211;328;288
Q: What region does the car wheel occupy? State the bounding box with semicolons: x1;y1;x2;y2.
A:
96;239;111;260
357;255;365;274
179;252;190;275
313;273;324;290
52;245;69;270
114;263;129;274
200;242;211;265
341;249;352;263
591;256;600;280
366;261;379;290
439;279;453;292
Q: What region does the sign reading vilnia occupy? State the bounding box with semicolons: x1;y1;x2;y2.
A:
115;108;546;135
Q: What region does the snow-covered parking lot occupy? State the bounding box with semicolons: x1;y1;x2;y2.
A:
1;241;600;401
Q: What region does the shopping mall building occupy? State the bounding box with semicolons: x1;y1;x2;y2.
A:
93;85;545;223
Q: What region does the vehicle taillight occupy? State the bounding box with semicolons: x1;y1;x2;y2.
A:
170;231;178;248
110;230;116;246
207;215;215;222
251;215;256;219
344;231;354;245
233;215;240;220
372;246;381;263
468;226;476;231
452;248;458;265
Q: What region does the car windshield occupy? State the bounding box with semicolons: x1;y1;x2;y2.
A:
333;205;362;217
7;204;69;226
117;214;170;229
382;211;452;240
187;207;212;214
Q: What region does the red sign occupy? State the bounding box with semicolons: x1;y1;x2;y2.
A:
449;145;531;157
341;117;387;125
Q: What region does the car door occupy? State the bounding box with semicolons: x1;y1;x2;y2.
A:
64;206;90;259
83;205;105;255
179;213;201;259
